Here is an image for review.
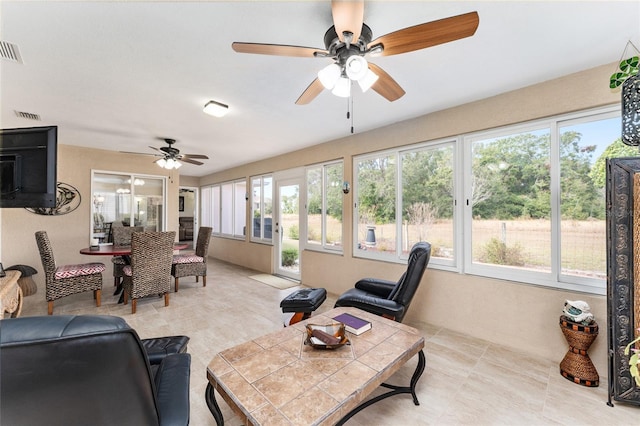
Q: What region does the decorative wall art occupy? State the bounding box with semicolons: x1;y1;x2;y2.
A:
25;182;81;216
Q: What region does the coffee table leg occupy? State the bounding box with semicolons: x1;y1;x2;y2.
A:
336;349;426;425
205;382;224;426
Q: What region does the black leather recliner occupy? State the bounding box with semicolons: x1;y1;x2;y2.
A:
0;315;191;426
334;242;431;323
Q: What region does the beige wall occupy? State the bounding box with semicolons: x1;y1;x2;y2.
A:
202;62;619;379
0;144;179;297
0;62;619;381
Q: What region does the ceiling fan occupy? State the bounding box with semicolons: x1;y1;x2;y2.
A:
232;1;479;104
122;138;209;169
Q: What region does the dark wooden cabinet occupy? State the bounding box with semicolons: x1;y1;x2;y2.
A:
607;157;640;406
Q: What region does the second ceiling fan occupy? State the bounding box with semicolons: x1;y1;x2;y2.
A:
232;1;479;104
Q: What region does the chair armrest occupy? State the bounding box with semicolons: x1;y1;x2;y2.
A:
155;353;191;426
335;288;405;320
355;278;397;298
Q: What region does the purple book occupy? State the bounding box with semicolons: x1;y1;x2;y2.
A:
333;312;372;335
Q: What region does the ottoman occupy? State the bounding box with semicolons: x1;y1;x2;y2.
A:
280;288;327;326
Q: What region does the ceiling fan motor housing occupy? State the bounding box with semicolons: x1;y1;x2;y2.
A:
324;23;373;63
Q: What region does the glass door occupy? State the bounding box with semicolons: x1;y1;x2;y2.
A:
274;176;302;280
92;172;166;244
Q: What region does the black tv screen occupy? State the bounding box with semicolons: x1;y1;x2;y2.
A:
0;126;57;208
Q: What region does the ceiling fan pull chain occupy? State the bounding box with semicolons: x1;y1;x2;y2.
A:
350;94;354;134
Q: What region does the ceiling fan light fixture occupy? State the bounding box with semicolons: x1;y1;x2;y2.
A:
332;77;351;98
345;55;368;81
357;68;379;92
156;157;182;170
318;63;341;89
203;100;229;117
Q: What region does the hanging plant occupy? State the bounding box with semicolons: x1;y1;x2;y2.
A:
610;56;639;88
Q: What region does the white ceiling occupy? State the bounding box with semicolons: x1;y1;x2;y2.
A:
2;1;639;177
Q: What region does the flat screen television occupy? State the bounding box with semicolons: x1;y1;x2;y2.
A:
0;125;57;208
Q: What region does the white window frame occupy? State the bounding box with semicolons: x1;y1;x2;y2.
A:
353;138;457;268
304;160;344;254
462;105;619;295
351;105;618;295
202;178;246;240
250;174;273;244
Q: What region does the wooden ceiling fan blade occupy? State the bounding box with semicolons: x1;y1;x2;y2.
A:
331;0;364;42
295;78;325;105
181;158;204;166
182;154;209;160
368;63;405;102
368;11;479;57
232;42;327;58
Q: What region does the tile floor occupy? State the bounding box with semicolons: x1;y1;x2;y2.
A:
19;258;640;425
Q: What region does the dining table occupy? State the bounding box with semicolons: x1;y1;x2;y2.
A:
79;243;189;256
80;242;189;302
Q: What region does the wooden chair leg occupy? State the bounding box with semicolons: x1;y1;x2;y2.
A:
175;277;179;293
123;290;128;305
202;275;206;287
131;299;137;314
95;289;101;307
164;293;169;307
48;301;54;315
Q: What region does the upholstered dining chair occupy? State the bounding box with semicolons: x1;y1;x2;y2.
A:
334;241;431;323
111;225;144;287
122;231;175;314
171;226;212;292
35;230;105;315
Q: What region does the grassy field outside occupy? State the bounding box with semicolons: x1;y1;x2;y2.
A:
356;219;605;279
290;215;606;279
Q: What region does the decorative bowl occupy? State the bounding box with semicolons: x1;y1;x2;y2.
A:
304;323;350;349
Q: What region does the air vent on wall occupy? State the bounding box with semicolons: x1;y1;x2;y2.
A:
0;41;22;63
14;111;41;121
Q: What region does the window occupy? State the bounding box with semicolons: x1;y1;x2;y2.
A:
464;107;621;293
202;179;246;239
354;141;455;265
352;106;620;294
355;153;397;259
251;175;273;242
467;126;552;275
401;143;455;263
306;161;343;251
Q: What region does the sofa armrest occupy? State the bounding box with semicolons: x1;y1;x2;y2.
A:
354;278;397;298
155;353;191;426
141;335;190;365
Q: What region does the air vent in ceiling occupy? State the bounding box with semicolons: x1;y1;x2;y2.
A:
14;111;41;121
0;41;22;63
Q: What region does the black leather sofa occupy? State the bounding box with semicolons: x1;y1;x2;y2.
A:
0;315;191;426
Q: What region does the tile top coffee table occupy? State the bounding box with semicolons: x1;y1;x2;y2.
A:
205;307;425;425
